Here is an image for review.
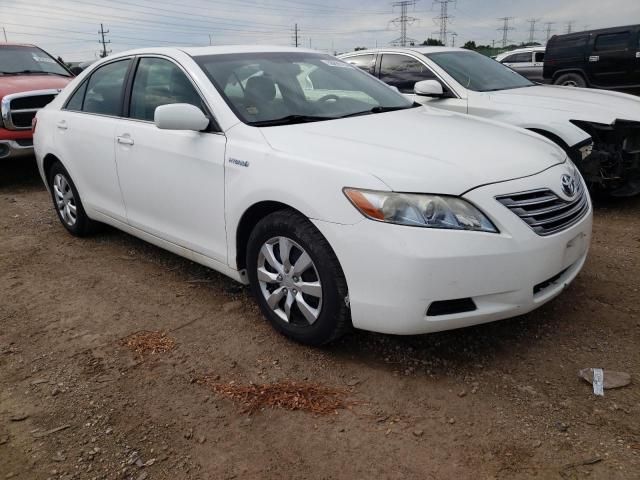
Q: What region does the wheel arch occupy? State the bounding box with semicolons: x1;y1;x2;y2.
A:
234;200;306;271
42;153;62;182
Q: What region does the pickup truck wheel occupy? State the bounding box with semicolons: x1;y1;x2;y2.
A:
554;73;587;88
48;162;99;237
246;210;351;346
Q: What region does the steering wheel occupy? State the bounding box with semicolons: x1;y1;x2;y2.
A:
317;94;340;103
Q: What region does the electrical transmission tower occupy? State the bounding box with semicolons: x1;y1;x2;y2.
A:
497;17;515;48
433;0;455;46
98;23;111;58
526;18;540;44
390;0;418;47
565;21;575;34
544;22;555;42
292;24;300;48
450;32;457;47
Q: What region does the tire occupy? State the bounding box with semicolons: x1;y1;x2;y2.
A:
47;161;100;237
554;73;587;88
246;209;351;346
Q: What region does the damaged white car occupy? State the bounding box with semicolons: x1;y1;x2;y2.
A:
340;47;640;197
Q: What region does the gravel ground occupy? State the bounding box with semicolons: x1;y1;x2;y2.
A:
1;158;639;480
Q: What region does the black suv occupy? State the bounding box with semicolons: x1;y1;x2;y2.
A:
544;24;640;89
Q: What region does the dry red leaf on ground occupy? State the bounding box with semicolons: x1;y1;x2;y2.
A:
198;377;353;414
122;330;176;356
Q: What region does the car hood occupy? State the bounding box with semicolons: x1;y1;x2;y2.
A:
259;106;566;194
0;75;71;98
490;85;640;124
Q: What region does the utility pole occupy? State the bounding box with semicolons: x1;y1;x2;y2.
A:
450;32;457;47
98;23;111;58
292;23;300;48
208;34;213;46
497;17;515;49
526;18;540;44
565;21;575;34
544;22;555;42
390;0;417;47
433;0;454;46
2;27;7;42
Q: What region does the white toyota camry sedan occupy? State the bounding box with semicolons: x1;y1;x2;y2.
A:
34;46;592;345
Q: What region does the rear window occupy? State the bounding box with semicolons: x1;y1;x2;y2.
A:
547;34;588;57
502;52;532;63
594;32;631;51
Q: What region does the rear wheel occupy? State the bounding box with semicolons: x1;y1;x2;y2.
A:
48;161;99;236
554;73;587;88
246;210;351;346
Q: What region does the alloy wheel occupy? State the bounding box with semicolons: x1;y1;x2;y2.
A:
257;236;323;325
53;173;77;227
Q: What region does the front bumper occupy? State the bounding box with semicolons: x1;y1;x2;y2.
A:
1;128;34;160
0;139;34;159
313;163;593;335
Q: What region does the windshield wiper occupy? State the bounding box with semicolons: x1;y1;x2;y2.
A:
339;103;420;119
0;70;70;76
249;115;333;127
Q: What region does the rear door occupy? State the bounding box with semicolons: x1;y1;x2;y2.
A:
377;53;467;113
501;51;536;79
53;58;132;222
588;29;635;87
633;28;640;85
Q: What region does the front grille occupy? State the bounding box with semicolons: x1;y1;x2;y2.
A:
427;298;477;317
1;90;59;130
496;184;589;236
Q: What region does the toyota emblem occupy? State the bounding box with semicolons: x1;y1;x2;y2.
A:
561;174;577;198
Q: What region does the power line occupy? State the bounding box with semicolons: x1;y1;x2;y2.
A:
526;18;540;43
390;0;418;47
497;17;515;48
98;23;111;58
544;22;555;42
433;0;455;45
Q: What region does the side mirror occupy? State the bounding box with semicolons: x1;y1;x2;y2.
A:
414;80;444;97
154;103;210;131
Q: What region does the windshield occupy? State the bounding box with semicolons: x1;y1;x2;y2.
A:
0;45;71;76
426;51;533;92
193;52;414;126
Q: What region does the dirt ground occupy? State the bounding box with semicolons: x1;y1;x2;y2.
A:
1;158;639;480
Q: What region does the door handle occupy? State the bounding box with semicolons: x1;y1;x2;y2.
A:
636;52;640;59
116;135;134;146
56;121;68;130
589;55;600;62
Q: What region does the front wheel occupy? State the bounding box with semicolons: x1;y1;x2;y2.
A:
246;210;351;346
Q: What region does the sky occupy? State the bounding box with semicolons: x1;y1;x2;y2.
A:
0;0;639;61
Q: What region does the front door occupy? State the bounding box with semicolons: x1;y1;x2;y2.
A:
377;53;468;113
588;29;635;87
114;56;227;263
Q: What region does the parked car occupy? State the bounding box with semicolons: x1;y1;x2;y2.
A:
496;46;546;82
0;43;73;160
340;47;640;196
544;24;640;89
34;47;592;345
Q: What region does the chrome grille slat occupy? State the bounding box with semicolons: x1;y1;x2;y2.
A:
1;89;60;130
496;184;589;236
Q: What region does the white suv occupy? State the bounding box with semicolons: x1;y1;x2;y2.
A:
34;46;592;345
495;46;546;82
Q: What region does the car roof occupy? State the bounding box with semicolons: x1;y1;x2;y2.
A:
105;45;320;59
552;23;640;40
0;43;37;48
340;46;464;56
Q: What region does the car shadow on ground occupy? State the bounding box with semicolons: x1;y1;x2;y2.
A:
0;157;43;192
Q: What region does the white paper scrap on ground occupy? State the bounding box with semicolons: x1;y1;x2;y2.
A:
592;368;604;396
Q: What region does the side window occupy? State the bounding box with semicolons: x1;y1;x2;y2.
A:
82;59;131;116
379;54;436;93
534;52;545;62
345;54;375;73
504;52;532;63
594;32;631;51
65;80;88;111
130;57;204;122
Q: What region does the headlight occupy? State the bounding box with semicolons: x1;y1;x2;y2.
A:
344;188;498;232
